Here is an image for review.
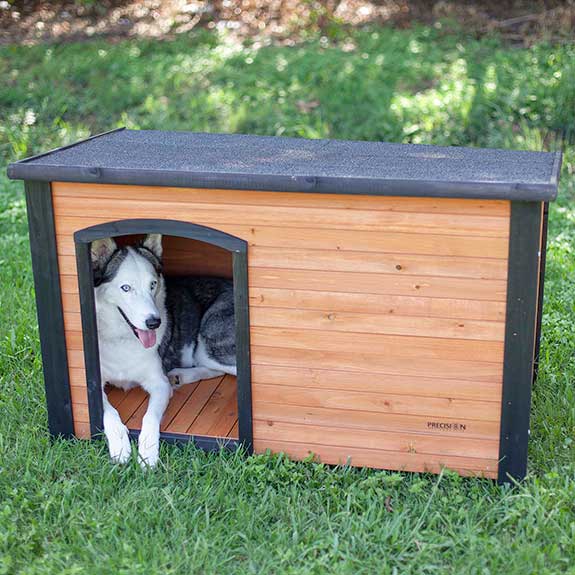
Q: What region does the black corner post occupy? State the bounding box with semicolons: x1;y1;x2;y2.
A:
498;201;543;484
25;181;75;438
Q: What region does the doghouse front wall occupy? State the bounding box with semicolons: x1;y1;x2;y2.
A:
52;181;515;478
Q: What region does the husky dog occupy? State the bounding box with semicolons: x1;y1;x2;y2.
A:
91;234;236;467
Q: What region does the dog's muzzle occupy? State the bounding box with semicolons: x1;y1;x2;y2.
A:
117;307;158;349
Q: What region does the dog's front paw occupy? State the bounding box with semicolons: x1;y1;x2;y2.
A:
105;421;132;464
168;371;181;387
137;430;160;468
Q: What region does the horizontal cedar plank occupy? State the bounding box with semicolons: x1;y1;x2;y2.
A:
60;272;506;323
57;256;507;301
54;216;508;258
250;307;505;342
251;327;503;363
55;236;506;280
69;367;86;387
255;439;498;478
53;182;511;217
65;335;503;381
59;283;507;323
64;325;502;363
64;311;82;332
74;421;91;439
252;384;499;422
249;268;507;301
58;254;77;276
62;292;81;313
70;367;501;412
63;306;505;342
70;385;88;405
57;253;74;276
254;402;499;440
52;195;509;238
249;287;506;322
59;279;507;322
65;330;84;352
55;233;75;256
60;274;79;294
252;346;502;383
58;255;507;301
253;420;499;459
72;402;90;423
67;349;85;369
249;247;507;280
56;252;74;281
251;365;502;401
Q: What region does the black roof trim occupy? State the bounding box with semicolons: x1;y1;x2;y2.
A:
8;128;561;202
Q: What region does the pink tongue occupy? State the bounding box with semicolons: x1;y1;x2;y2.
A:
135;328;156;349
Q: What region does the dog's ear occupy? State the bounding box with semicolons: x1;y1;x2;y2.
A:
142;234;163;260
91;237;117;268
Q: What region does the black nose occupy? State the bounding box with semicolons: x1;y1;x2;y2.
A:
145;316;161;330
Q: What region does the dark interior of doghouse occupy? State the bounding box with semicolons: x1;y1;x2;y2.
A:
103;235;239;440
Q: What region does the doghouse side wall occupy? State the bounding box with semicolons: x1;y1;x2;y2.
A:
52;182;513;478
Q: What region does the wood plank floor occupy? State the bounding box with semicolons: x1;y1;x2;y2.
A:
106;375;239;439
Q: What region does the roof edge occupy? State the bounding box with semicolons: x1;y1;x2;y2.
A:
6;164;560;202
7;127;126;180
550;150;563;189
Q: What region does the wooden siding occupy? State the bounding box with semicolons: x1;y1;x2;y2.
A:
52;182;512;479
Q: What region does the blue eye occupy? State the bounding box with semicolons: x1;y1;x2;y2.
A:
121;285;131;292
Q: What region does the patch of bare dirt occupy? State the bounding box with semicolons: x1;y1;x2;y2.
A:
1;0;573;46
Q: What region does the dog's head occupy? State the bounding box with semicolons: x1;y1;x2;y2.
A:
91;234;164;348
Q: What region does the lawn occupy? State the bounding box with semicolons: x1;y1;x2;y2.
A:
1;24;575;575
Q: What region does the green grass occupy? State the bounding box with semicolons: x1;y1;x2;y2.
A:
1;25;575;574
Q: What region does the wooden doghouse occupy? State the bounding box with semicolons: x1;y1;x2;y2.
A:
8;128;562;483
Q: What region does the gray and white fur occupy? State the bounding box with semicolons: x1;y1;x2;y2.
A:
91;234;236;467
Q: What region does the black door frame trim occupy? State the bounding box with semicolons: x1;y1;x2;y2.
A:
25;181;75;437
498;201;542;484
74;218;253;453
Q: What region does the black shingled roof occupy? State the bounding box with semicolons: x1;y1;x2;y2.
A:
8;128;561;201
